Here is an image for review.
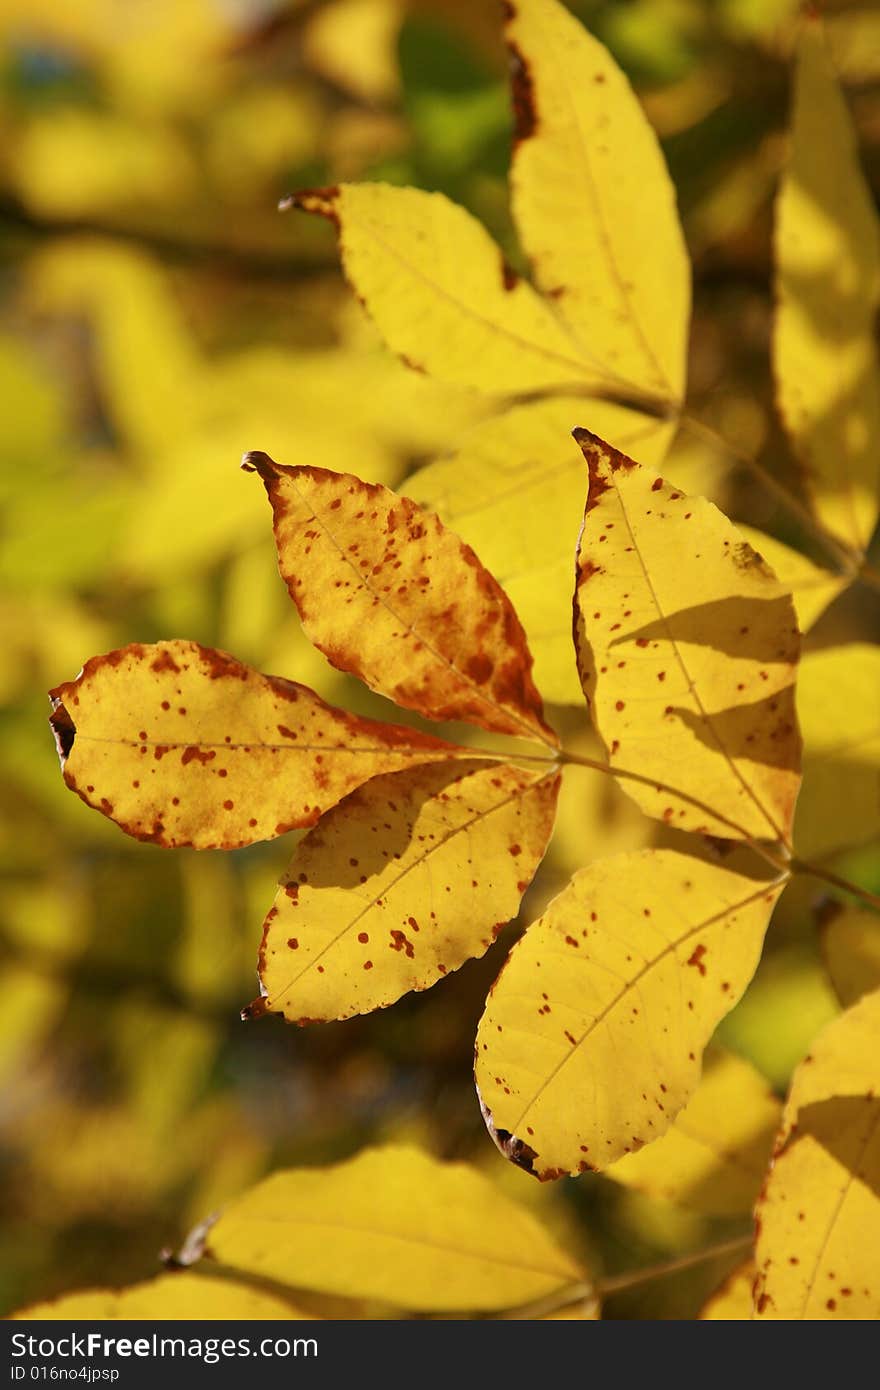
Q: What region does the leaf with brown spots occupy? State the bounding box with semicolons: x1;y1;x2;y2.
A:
607;1046;781;1216
475;849;786;1178
734;525;847;635
254;761;560;1023
504;0;690;406
206;1144;585;1313
245;453;557;747
754;988;880;1320
49;640;467;850
573;431;802;844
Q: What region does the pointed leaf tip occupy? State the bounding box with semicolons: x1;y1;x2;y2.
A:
256;464;557;745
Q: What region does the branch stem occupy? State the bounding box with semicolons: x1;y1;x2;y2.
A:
790;858;880;912
494;1233;752;1318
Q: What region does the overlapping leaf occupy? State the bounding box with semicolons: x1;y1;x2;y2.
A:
206;1145;585;1312
774;18;880;555
754;989;880;1319
245;453;556;746
700;1262;756;1320
504;0;690;404
290;183;593;394
406;397;675;703
13;1273;310;1321
573;431;802;844
734;525;847;634
49;639;465;849
794;643;880;858
476;849;785;1177
607;1046;780;1216
291;0;690;416
255;761;559;1023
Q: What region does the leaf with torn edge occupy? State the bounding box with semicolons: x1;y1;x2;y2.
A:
49;640;465;849
289;183;593;395
245;454;557;746
476;849;785;1178
775;16;880;554
573;431;801;844
505;0;690;405
206;1144;585;1312
754;988;880;1319
607;1046;780;1216
253;761;560;1022
406;397;675;704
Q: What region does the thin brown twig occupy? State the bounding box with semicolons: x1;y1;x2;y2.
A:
493;1233;753;1318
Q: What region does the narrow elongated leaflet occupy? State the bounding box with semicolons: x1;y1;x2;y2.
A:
49;639;466;849
476;849;785;1177
573;431;801;844
245;453;557;746
207;1144;585;1312
754;989;880;1319
407;397;675;703
775;18;880;553
505;0;690;405
608;1046;780;1216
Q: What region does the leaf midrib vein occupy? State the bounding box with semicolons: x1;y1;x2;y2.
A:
287;473;556;749
268;770;555;1006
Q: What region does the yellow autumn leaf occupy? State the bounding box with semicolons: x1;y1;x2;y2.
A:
476;849;785;1178
754;988;880;1319
13;1273;310;1321
505;0;690;406
302;0;403;103
255;762;560;1023
246;454;557;746
406;398;675;703
733;525;848;634
49;639;465;850
820;904;880;1008
607;1046;781;1216
289;183;593;394
774;17;880;555
794;643;880;859
573;431;802;844
206;1144;584;1312
700;1260;756;1320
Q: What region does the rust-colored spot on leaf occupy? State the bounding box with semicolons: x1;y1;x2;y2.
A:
687;943;708;976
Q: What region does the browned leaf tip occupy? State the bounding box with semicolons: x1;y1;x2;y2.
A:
573;428;640;516
279;186;342;225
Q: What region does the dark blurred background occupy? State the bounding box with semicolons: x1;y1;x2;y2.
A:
1;0;879;1319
